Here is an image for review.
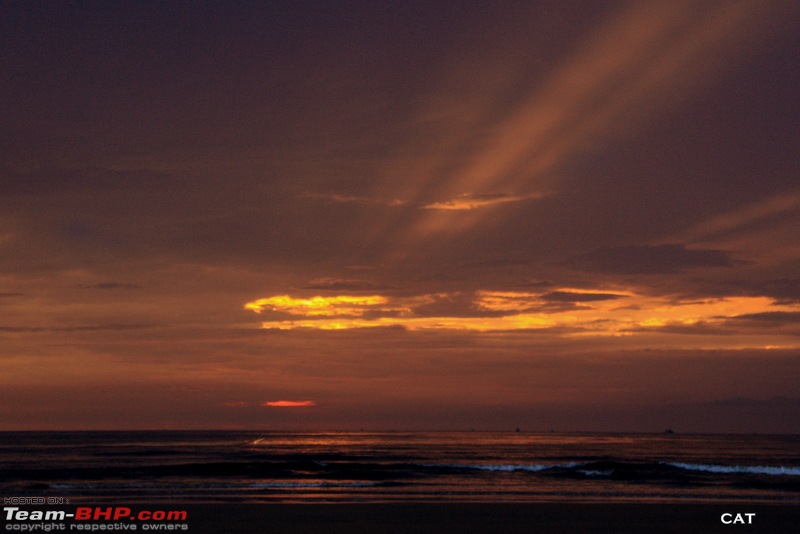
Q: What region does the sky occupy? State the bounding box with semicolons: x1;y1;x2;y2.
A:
2;1;800;432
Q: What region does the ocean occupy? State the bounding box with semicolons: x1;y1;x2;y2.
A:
1;431;799;505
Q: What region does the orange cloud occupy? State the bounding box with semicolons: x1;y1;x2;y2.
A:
262;400;316;407
244;290;800;347
422;192;546;211
244;295;393;316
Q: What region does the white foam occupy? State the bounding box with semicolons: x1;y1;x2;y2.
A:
438;462;575;472
667;462;800;476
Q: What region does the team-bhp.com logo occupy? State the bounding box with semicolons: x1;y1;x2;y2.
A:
4;506;189;530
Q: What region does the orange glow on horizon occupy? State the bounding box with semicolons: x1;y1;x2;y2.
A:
262;400;317;407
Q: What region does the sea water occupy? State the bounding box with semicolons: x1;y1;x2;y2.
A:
1;431;798;504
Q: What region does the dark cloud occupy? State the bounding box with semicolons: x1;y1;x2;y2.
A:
567;244;740;274
299;278;395;292
725;311;800;324
765;279;800;302
668;276;800;305
623;322;732;336
411;293;511;319
740;278;800;303
540;291;625;303
78;282;141;290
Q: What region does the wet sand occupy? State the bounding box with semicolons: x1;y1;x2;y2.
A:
182;502;800;533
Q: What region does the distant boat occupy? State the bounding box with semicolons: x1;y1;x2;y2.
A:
664;429;675;434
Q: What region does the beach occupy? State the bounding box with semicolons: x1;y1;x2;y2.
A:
3;432;798;533
180;503;800;533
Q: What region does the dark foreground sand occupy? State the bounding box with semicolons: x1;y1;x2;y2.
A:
181;503;800;533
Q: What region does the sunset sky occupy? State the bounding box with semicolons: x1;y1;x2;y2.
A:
2;1;800;432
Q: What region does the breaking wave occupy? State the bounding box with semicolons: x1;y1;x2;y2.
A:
667;462;800;476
